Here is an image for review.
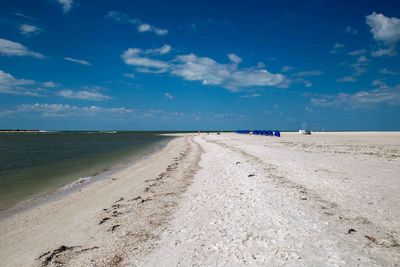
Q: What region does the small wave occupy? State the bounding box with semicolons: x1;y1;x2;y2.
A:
62;176;93;190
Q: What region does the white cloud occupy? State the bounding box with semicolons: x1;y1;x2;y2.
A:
0;69;40;96
330;43;344;54
281;66;293;72
137;23;151;32
57;89;111;101
121;48;288;91
107;11;138;24
164;93;174;100
380;68;398;75
1;103;248;126
57;0;73;13
302;80;312;88
123;73;136;78
171;53;287;90
43;81;56;88
107;11;168;36
349;61;368;76
143;44;171;55
294;70;323;77
137;23;168;36
348;49;366;56
257;62;266;69
366;12;400;57
371;47;397;57
64;57;91;66
228;53;242;64
240;93;261;98
366;12;400;45
121;48;170;72
134;67;168;74
337;76;356;82
6;103;131;118
153;28;168;36
310;84;400;108
14;13;35;20
20;24;41;36
372;80;385;86
345;26;357;34
357;55;368;62
0;38;44;58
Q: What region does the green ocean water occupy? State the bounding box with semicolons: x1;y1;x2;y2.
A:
0;131;174;211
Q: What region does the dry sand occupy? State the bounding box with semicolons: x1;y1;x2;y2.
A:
1;132;399;266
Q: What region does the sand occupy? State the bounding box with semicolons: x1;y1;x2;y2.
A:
1;132;399;266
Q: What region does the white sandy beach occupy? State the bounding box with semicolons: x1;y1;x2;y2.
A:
0;132;400;266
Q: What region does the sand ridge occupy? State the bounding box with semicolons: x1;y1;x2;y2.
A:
141;133;400;266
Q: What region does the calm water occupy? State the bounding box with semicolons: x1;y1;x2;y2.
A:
0;131;174;211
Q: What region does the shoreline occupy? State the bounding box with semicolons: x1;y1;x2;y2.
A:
0;134;199;266
0;135;174;218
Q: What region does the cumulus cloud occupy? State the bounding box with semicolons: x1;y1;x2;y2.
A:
121;48;170;73
0;38;44;58
310;84;400;108
0;69;40;96
171;53;287;90
57;89;111;101
64;57;91;66
57;0;73;13
366;12;400;56
20;24;41;36
121;47;288;91
366;12;400;45
107;11;168;36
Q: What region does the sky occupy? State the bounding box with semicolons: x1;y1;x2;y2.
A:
0;0;400;131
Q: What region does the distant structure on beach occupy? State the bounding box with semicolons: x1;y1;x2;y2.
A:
235;129;281;137
299;122;311;135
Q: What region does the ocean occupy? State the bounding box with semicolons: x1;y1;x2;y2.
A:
0;131;174;211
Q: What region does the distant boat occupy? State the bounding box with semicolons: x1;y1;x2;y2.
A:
105;130;117;134
299;129;311;135
299;122;311;135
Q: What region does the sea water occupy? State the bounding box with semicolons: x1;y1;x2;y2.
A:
0;131;174;211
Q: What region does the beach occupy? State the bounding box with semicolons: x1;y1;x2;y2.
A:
1;132;400;266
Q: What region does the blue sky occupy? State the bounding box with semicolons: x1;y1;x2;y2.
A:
0;0;399;130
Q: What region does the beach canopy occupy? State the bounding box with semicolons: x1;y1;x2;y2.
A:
236;129;280;137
